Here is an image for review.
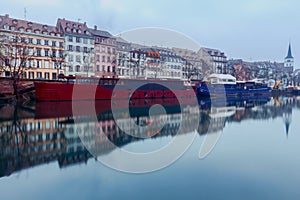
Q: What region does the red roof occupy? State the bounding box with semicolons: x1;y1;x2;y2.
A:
0;14;61;36
56;18;92;37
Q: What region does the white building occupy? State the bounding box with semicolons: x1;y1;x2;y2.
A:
56;18;95;77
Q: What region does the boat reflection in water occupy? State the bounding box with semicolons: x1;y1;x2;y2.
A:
0;95;297;177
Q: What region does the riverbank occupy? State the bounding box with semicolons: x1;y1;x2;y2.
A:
0;78;35;104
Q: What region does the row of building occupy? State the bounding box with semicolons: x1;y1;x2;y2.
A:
0;14;228;80
0;14;296;82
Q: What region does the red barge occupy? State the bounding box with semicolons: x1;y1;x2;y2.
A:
34;76;198;101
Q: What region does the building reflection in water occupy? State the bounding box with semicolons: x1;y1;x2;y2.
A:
0;95;298;178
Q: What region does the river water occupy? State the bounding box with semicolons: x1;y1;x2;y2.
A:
0;96;299;200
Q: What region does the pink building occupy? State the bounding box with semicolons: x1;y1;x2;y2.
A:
89;26;117;78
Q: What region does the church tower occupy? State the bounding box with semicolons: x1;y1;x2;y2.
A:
284;42;294;69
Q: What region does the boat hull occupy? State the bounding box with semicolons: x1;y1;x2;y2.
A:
196;83;271;97
34;80;196;101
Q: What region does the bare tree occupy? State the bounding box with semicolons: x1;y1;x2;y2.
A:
0;32;34;101
82;52;94;77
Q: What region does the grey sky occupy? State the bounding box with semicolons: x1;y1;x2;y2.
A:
1;0;299;67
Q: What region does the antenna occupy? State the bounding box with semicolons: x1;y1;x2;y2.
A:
24;7;27;20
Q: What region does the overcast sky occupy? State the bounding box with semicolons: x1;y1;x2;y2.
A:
1;0;299;67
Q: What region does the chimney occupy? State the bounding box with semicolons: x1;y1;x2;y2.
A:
5;14;9;18
94;25;97;30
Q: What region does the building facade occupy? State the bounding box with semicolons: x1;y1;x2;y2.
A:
56;18;94;77
157;47;184;80
116;37;131;78
198;47;227;74
89;26;117;78
173;47;205;80
0;14;65;80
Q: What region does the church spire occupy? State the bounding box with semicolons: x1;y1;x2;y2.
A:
285;42;293;59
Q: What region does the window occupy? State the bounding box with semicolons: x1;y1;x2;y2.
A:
68;55;74;62
45;50;49;57
59;51;63;58
45;61;49;68
96;55;100;62
37;49;41;56
36;60;41;68
22;72;27;78
37;72;42;78
36;39;41;45
83;47;88;53
76;46;80;52
112;48;116;54
76;37;81;43
107;56;111;63
52;50;56;57
28;38;33;44
68;36;73;42
97;65;100;71
59;42;63;48
107;66;110;72
84;66;88;72
102;56;105;62
107;47;111;54
76;55;81;62
83;38;87;44
101;47;105;52
69;66;73;71
44;40;49;45
52;73;57;80
29;72;34;79
68;45;73;51
76;65;80;72
102;65;105;71
27;60;33;67
45;72;50;79
52;41;56;47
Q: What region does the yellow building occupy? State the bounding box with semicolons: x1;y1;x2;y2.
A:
0;14;65;80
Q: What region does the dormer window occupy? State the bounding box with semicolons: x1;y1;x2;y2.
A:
43;25;48;30
66;27;70;32
66;22;70;27
12;20;17;25
27;22;33;27
73;24;76;28
78;29;82;34
78;25;82;28
72;29;76;33
35;29;40;34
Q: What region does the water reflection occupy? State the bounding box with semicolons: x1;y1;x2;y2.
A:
0;96;298;178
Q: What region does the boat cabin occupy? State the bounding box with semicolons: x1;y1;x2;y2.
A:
203;74;236;85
